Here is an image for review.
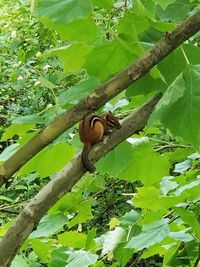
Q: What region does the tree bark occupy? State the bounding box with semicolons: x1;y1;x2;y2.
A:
0;93;162;266
0;11;200;186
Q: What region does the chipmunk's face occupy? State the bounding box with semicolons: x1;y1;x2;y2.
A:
104;111;121;129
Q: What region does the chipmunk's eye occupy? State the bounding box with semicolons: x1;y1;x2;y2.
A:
106;115;117;127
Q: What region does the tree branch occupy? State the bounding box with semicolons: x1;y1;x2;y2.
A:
0;11;200;186
0;93;162;266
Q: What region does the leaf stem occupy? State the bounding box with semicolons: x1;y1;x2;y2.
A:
181;46;190;64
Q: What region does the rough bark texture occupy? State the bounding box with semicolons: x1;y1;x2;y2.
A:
0;11;200;186
0;93;162;266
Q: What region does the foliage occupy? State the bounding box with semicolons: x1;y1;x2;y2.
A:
0;0;200;267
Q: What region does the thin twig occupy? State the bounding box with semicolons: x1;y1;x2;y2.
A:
0;208;19;215
193;243;200;267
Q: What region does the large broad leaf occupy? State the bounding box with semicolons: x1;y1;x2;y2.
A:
68;200;93;228
126;219;169;251
173;207;200;240
120;142;170;185
158;45;200;85
120;210;140;226
133;186;161;211
49;247;69;267
126;73;167;97
96;141;132;176
169;230;193;242
31;239;52;262
1;124;35;141
150;65;200;149
58;77;101;105
58;231;87;248
92;0;114;10
11;255;29;267
12;114;44;124
46;44;92;73
0;144;20;161
160;176;178;196
156;0;190;22
29;213;68;238
98;141;170;185
18;143;74;178
153;0;176;10
117;11;149;40
102;227;126;256
84;38;137;81
91;0;114;10
66;250;98;267
36;0;92;24
54;18;100;43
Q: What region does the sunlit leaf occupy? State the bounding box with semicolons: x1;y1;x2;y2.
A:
36;0;92;24
1;124;35;141
58;231;87;248
18;143;74;177
102;227;126;256
66;250;98;267
133;186;161;211
126;219;169;250
29;213;68;238
160;176;178;196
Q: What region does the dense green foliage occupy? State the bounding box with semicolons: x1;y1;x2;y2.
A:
0;0;200;266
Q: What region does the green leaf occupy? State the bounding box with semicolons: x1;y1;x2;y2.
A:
120;142;170;185
85;229;96;250
133;186;161;211
12;255;29;267
160;176;178;196
120;210;140;226
102;227;126;255
158;44;200;86
38;76;55;90
126;219;170;250
96;141;132;176
46;43;92;73
117;11;149;39
67;250;98;267
49;247;69;267
58;77;101;105
84;38;136;81
0;195;14;203
174;159;192;173
36;0;92;24
174;176;200;197
29;213;68;238
126;73;167;97
0;144;20;161
114;242;134;267
149;20;176;32
19;143;74;178
58;231;87;248
55;18;100;43
12;114;44;124
153;0;176;10
173;207;200;240
31;239;52;262
157;0;190;22
68;201;93;228
165;147;195;163
1;124;35;141
91;0;114;10
150;65;200;148
169;230;193;242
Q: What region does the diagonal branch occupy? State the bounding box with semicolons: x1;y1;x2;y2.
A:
0;11;200;186
0;93;162;266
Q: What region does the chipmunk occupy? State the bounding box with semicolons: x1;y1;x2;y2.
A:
79;111;121;172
